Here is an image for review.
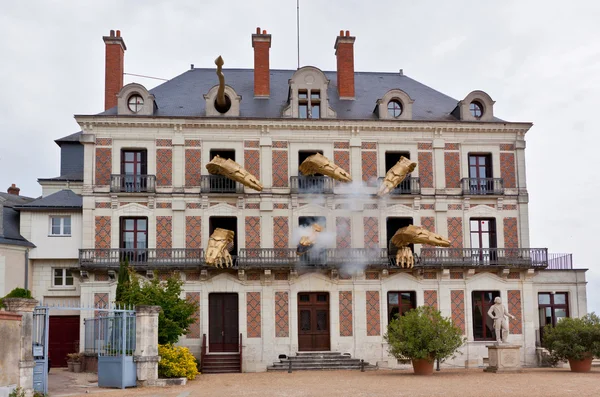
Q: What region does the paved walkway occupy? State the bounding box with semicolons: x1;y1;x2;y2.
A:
51;368;600;397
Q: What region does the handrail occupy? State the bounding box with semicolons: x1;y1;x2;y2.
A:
110;174;156;193
200;175;243;193
376;177;421;195
417;248;548;268
460;178;504;195
79;248;205;269
290;176;334;194
239;333;243;371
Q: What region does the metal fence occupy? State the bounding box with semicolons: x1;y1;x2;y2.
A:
84;312;136;356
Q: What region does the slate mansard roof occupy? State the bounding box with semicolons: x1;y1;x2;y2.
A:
0;192;35;247
98;68;505;122
15;190;83;211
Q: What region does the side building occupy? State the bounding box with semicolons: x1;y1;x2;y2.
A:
31;28;586;370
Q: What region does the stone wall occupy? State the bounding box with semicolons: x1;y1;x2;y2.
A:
0;312;22;387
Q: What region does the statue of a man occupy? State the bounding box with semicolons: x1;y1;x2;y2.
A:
487;297;516;344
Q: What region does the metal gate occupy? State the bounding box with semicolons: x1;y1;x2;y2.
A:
32;307;50;394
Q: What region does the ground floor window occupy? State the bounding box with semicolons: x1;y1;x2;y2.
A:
53;268;74;287
538;292;569;341
387;291;416;323
472;290;500;340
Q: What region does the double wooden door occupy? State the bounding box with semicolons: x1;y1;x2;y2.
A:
49;316;80;367
209;293;239;352
298;292;330;351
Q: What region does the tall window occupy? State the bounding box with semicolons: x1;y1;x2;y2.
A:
298;89;321;119
538;293;569;341
470;219;497;262
387;291;416;323
468;154;493;194
472;291;500;340
53;268;74;287
50;216;71;236
120;218;148;250
121;150;147;192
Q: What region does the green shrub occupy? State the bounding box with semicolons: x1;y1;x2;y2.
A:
0;287;34;308
158;344;199;380
384;306;465;363
542;312;600;361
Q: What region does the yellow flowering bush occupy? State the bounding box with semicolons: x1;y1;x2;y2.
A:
158;344;199;380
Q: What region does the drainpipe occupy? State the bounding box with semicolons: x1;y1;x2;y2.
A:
24;248;29;290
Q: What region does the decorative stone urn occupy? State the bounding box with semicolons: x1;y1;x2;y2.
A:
2;298;38;312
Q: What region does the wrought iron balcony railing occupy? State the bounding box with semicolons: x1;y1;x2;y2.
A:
79;248;205;269
377;177;421;195
110;174;156;193
418;248;548;268
461;178;504;195
200;175;243;194
238;248;388;268
290;176;334;194
547;253;573;270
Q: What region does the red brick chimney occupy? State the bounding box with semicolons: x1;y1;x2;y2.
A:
7;184;20;195
334;30;356;100
252;27;271;98
103;29;127;110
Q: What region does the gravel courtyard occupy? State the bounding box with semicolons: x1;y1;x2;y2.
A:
54;367;600;397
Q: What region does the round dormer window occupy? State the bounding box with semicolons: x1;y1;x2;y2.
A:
387;100;403;118
127;94;144;113
469;101;483;118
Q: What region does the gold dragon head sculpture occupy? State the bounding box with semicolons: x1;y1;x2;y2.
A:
205;228;235;268
391;225;451;269
299;153;352;183
206;155;263;192
296;223;324;256
377;156;417;196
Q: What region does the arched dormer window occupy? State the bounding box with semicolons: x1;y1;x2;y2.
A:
454;90;495;122
117;83;156;116
376;89;414;120
203;85;242;117
283;66;336;119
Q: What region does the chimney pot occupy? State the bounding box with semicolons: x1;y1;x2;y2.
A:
339;30;344;36
110;29;115;37
334;31;356;99
262;29;267;34
345;30;350;37
103;29;126;110
7;183;20;196
252;28;272;97
116;30;121;37
256;27;261;34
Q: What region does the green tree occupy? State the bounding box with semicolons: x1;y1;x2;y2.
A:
543;313;600;361
384;305;465;363
114;260;130;304
116;272;197;344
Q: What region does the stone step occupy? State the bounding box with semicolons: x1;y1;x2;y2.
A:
281;356;359;362
267;365;378;372
295;351;343;356
270;361;371;368
203;357;240;363
203;368;241;374
276;359;363;365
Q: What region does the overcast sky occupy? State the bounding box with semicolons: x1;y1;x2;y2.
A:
0;1;598;313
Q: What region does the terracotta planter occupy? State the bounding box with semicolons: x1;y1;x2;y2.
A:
67;362;74;372
412;358;434;375
568;357;593;373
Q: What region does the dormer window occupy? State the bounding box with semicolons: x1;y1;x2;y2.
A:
298;89;320;119
387;100;403;118
469;101;483;118
128;94;144;113
454;91;495;121
377;89;413;120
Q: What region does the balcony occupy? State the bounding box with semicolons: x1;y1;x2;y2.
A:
238;248;388;268
290;176;333;194
79;248;204;270
200;175;243;194
377;177;421;195
547;253;573;270
418;248;548;268
110;174;156;193
461;178;504;195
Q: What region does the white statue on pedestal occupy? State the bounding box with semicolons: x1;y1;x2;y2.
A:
487;297;516;344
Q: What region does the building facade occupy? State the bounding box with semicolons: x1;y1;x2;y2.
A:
27;28;586;370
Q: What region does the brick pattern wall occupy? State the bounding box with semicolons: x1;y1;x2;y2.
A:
186;216;201;257
421;217;435;232
156;139;172;147
417;151;433;188
503;204;517;211
247;292;261;338
451;290;465;334
424;290;438;310
275;292;289;337
423;271;437;280
185;140;201;147
334;145;350;178
96;138;112;146
366;291;380;336
339;291;353;337
156;149;173;186
500;144;515;151
186;292;200;339
273;217;289;249
272;149;288;187
186;272;200;281
156;216;172;258
448;204;462;210
244;145;261;181
185;149;201;186
274;272;288;281
450;271;464;280
447;218;463;248
95;216;111;253
500;152;516;188
418;142;433;150
94;293;109;317
508;290;523;334
361;145;377;186
363;217;379;248
507;272;520;280
95;273;109;282
365;272;379;280
95;148;112;185
247;273;260;281
95;202;111;209
336;217;352;248
273;203;289;209
503;217;519;249
245;216;261;249
444;152;460;188
156;202;172;209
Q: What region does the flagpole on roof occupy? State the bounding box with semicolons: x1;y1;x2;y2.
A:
297;0;300;69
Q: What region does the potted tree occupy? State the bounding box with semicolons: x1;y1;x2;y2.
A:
542;313;600;373
384;306;465;375
66;353;82;372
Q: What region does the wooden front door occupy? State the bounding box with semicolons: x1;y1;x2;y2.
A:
298;292;330;351
209;293;239;352
49;316;80;367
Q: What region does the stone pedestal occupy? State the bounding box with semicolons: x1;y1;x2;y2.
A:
134;305;161;385
484;344;522;373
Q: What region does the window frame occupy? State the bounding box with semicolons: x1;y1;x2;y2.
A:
472;290;501;341
538;292;569;341
469;218;497;251
468;153;493;179
387;99;403;118
49;216;72;236
469;101;483;118
387;291;416;324
298;89;321;119
127;94;144;113
53;268;74;287
120;217;148;250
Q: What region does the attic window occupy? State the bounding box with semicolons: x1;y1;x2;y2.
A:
469;101;483;118
127;94;144;113
298;89;320;119
387;100;402;118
